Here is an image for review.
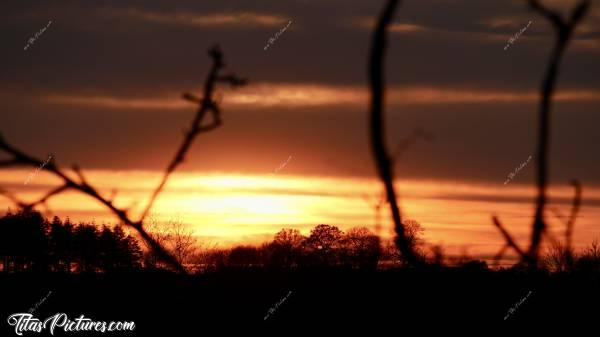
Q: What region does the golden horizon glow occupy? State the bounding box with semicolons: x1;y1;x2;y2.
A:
1;169;600;258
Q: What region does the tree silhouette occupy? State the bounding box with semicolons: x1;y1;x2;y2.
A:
73;224;100;272
99;225;143;271
0;210;48;272
402;219;424;253
304;224;344;266
0;46;246;273
274;228;305;248
146;216;197;269
380;220;425;267
48;216;75;272
305;225;343;251
168;219;197;267
228;246;261;267
340;227;381;269
1;212;143;273
264;228;305;268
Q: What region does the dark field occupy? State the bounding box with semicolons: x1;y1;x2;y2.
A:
2;268;599;335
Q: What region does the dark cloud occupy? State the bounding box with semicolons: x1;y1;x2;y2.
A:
1;0;598;184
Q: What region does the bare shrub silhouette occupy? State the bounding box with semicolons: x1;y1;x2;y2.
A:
382;219;426;266
574;240;600;273
491;0;590;268
145;216;197;269
368;0;424;267
542;240;572;273
552;179;582;269
0;45;246;273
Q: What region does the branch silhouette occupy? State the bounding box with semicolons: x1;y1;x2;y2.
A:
492;0;589;267
139;46;247;222
369;0;423;267
363;128;432;236
549;179;582;268
564;180;582;256
0;45;246;274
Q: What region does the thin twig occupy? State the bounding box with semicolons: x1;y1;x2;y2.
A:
493;244;509;268
565;179;581;252
492;216;526;259
369;0;423;267
391;128;433;165
138;45;246;222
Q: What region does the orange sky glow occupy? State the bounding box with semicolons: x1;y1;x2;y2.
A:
2;168;599;261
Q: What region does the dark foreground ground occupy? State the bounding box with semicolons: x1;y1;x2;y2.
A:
1;268;599;335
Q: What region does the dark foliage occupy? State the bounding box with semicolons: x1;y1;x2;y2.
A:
0;210;142;273
198;225;382;271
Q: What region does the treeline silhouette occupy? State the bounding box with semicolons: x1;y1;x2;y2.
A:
3;210;600;275
0;211;392;272
0;210;142;273
196;225;382;271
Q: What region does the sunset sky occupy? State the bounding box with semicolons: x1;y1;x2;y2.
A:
1;0;599;260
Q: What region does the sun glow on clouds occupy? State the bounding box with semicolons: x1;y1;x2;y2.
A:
43;84;600;110
110;9;289;28
355;18;428;33
1;169;600;256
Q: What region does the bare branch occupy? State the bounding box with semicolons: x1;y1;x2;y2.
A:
138;45;247;222
108;189;118;203
29;184;70;206
565;180;581;246
182;93;202;104
217;74;248;87
369;0;423;267
0;45;245;274
519;0;590;266
529;0;566;30
72;165;89;186
391;128;433;164
543;227;561;248
0;139;185;271
550;206;568;226
492;216;526;259
492;244;509;268
0;187;27;208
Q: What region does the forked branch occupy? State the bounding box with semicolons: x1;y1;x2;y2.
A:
492;0;589;268
0;45;246;274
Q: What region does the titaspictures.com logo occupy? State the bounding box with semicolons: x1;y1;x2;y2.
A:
7;313;135;335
